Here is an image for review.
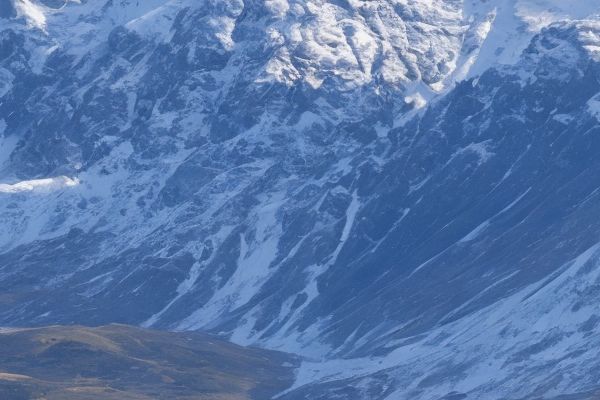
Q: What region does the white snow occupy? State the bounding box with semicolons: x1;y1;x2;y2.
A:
307;189;360;293
0;176;79;194
460;141;495;165
216;192;285;307
4;2;600;398
338;190;360;253
13;0;47;31
587;94;600;121
459;0;600;80
265;0;289;18
462;0;531;78
459;220;491;243
516;0;600;31
177;189;286;332
499;188;531;214
459;188;530;243
288;242;600;399
552;113;574;124
125;0;193;42
404;93;428;110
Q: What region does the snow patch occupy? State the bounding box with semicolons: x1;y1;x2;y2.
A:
404;93;428;110
14;0;47;30
0;176;80;194
516;0;600;31
177;190;286;333
288;242;600;398
552;113;574;124
587;95;600;121
459;220;490;243
265;0;289;18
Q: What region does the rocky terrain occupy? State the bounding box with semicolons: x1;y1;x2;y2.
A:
2;1;600;399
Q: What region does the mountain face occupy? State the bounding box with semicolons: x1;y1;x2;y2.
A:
2;1;600;399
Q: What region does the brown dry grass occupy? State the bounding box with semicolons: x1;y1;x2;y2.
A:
0;324;297;400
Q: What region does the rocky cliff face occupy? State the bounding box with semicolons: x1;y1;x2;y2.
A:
2;1;600;399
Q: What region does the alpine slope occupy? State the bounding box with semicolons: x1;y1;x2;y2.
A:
2;0;600;399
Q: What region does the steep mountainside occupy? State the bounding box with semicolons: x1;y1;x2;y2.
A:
2;1;600;399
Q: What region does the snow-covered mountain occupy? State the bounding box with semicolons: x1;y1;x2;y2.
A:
2;1;600;399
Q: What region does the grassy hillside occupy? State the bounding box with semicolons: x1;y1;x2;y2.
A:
0;324;297;400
